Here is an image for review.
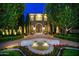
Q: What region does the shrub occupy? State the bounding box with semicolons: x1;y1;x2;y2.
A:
0;35;23;43
54;34;79;42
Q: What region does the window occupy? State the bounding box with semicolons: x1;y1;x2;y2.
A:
36;14;42;21
30;15;34;21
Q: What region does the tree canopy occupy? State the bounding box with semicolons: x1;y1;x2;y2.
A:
0;3;24;29
45;3;79;34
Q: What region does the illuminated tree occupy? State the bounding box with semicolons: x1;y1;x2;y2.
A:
45;3;79;34
0;3;24;29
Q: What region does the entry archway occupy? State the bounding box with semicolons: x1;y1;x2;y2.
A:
35;23;43;33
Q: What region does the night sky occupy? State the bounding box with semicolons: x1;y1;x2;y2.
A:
23;3;45;20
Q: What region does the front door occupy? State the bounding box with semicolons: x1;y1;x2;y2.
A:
36;23;42;33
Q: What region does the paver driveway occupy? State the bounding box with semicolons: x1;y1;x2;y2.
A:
0;33;79;49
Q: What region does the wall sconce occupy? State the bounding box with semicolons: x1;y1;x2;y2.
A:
33;27;36;30
42;27;45;30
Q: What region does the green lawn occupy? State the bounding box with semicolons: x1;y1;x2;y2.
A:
0;50;22;56
62;49;79;56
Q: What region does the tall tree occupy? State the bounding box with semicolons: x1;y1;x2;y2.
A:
25;13;30;34
0;3;24;29
45;3;79;34
18;14;24;33
25;13;30;27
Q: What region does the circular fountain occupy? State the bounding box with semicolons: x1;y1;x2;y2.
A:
20;38;60;55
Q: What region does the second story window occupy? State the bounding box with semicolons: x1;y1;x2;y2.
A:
36;14;42;21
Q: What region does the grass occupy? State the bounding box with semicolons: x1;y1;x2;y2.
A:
54;34;79;42
0;50;22;56
62;49;79;56
0;35;23;43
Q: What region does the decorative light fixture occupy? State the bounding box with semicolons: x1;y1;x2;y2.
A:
32;42;38;47
43;42;49;47
42;27;45;30
33;27;36;30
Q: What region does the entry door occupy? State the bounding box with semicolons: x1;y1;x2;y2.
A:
36;24;42;33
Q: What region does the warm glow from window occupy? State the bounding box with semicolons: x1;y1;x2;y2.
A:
30;15;34;21
36;14;42;21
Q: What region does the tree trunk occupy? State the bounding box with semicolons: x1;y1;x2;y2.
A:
61;27;66;34
65;29;67;34
62;27;68;34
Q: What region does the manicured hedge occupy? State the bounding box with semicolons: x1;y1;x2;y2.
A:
0;35;23;43
62;49;79;56
54;34;79;42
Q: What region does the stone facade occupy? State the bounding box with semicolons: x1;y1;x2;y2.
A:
28;13;51;34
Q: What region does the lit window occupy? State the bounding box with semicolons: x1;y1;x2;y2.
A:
36;14;42;21
30;15;34;21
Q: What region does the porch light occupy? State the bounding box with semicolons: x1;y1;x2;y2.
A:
33;27;36;30
42;27;45;30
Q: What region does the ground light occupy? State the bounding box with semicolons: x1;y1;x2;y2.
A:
2;31;5;35
6;44;18;49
